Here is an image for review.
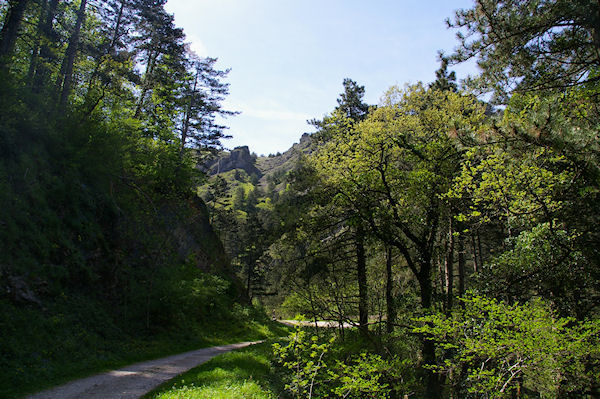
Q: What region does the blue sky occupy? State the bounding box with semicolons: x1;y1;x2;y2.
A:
164;0;478;155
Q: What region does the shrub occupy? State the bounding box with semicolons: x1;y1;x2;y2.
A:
413;294;600;398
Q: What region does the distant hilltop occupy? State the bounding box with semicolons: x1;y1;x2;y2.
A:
203;133;316;188
204;145;262;177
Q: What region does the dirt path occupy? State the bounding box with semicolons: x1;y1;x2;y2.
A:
25;341;261;399
280;319;354;328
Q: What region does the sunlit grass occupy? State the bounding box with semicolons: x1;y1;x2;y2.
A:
1;299;289;399
145;341;282;399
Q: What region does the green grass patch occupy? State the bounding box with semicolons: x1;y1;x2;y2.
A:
143;340;284;399
1;299;290;399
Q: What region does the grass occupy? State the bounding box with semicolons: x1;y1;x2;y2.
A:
1;298;290;399
143;340;285;399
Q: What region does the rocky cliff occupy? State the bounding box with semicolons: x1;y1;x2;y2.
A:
204;146;262;177
256;133;315;187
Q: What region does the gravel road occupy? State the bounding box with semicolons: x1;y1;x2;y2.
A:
25;341;261;399
280;319;355;328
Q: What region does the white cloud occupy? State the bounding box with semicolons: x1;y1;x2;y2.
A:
186;34;209;57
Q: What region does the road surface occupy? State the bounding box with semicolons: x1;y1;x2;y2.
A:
279;319;355;328
26;341;261;399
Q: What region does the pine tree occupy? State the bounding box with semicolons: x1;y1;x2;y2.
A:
56;0;87;109
178;56;234;157
0;0;30;68
449;0;600;102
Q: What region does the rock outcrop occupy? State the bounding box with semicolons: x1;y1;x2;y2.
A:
205;146;262;177
256;133;316;187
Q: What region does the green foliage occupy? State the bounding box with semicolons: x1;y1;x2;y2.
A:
414;295;600;398
314;83;486;311
446;85;600;319
148;261;235;327
273;329;334;398
330;352;401;399
449;0;600;102
273;328;414;398
144;341;282;399
480;223;595;318
448;144;572;229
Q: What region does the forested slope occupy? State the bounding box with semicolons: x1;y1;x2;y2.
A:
3;0;600;398
198;2;600;398
0;1;280;397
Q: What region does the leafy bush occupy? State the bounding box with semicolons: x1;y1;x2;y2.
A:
272;327;414;398
413;294;600;398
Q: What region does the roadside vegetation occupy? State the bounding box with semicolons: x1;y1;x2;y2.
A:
200;1;600;397
144;340;284;399
2;303;288;398
2;0;600;398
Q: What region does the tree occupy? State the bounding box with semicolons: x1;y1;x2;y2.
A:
266;154;368;331
449;0;600;102
448;0;600;325
447;119;600;319
315;84;487;397
318;84;485;311
30;0;61;93
56;0;87;109
335;78;370;122
429;55;457;93
81;0;139;116
415;295;600;398
177;55;234;157
133;2;186;121
0;0;29;67
311;78;370;141
310;79;373;338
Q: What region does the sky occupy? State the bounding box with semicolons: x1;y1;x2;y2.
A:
164;0;478;156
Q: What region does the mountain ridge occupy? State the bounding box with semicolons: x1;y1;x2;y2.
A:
203;133;315;189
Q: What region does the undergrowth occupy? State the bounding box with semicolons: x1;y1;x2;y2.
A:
0;300;289;399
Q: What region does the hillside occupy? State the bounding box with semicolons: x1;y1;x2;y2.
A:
0;1;269;396
202;146;262;178
195;132;316;302
202;132;315;191
255;133;315;188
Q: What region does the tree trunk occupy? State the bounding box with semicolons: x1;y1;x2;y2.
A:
438;251;446;302
27;0;47;84
134;49;157;118
108;0;126;51
84;0;125;103
457;231;465;302
356;226;368;338
471;233;480;273
246;261;252;300
180;66;199;157
385;246;396;333
593;0;600;57
32;0;59;93
418;260;441;398
445;217;454;312
477;232;483;270
58;0;87;109
0;0;29;67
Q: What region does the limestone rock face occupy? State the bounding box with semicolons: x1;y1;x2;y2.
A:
255;133;316;188
206;146;262;177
